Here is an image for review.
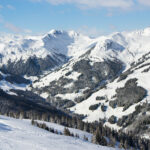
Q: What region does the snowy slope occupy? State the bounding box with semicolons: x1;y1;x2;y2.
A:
1;27;150;66
0;71;29;95
0;30;94;76
1;27;150;138
70;53;150;123
32;27;150;94
82;27;150;67
0;115;115;150
0;30;91;65
0;27;150;73
30;27;150;137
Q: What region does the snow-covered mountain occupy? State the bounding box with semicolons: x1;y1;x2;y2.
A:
0;30;91;76
0;27;150;75
30;27;150;138
1;27;150;141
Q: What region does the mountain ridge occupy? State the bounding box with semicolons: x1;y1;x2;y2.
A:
1;27;150;140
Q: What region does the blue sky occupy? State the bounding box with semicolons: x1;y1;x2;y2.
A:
0;0;150;36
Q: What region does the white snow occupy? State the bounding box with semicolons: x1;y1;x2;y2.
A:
30;27;150;131
1;27;150;68
0;30;92;66
0;115;116;150
40;92;49;99
0;72;30;94
35;120;93;141
69;57;150;129
32;27;150;89
1;27;150;133
0;80;27;94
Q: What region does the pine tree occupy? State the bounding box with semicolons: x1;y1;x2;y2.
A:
31;119;35;125
64;128;71;136
92;127;107;146
83;135;88;141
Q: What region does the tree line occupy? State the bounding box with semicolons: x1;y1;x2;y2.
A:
1;109;150;150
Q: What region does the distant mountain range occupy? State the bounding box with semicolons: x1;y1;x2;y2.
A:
0;27;150;139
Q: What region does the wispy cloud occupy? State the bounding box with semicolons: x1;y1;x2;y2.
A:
7;5;15;10
24;29;32;33
4;22;32;33
30;0;150;10
77;26;106;37
5;23;22;33
0;3;31;34
138;0;150;6
0;5;3;9
0;15;4;23
109;24;117;30
31;0;134;9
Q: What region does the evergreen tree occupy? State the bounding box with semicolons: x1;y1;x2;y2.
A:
92;127;107;146
64;128;71;136
83;135;88;141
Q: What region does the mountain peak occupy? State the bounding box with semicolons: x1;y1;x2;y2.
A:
47;29;79;38
47;29;65;36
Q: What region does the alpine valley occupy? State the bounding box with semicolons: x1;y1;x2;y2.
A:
1;27;150;149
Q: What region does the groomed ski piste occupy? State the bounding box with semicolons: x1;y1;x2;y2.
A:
0;115;116;150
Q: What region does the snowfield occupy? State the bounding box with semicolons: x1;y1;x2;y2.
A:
0;115;116;150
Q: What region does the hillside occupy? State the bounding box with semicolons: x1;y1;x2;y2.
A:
0;27;150;148
30;27;150;138
0;115;115;150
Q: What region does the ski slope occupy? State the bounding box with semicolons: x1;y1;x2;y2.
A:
0;115;115;150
